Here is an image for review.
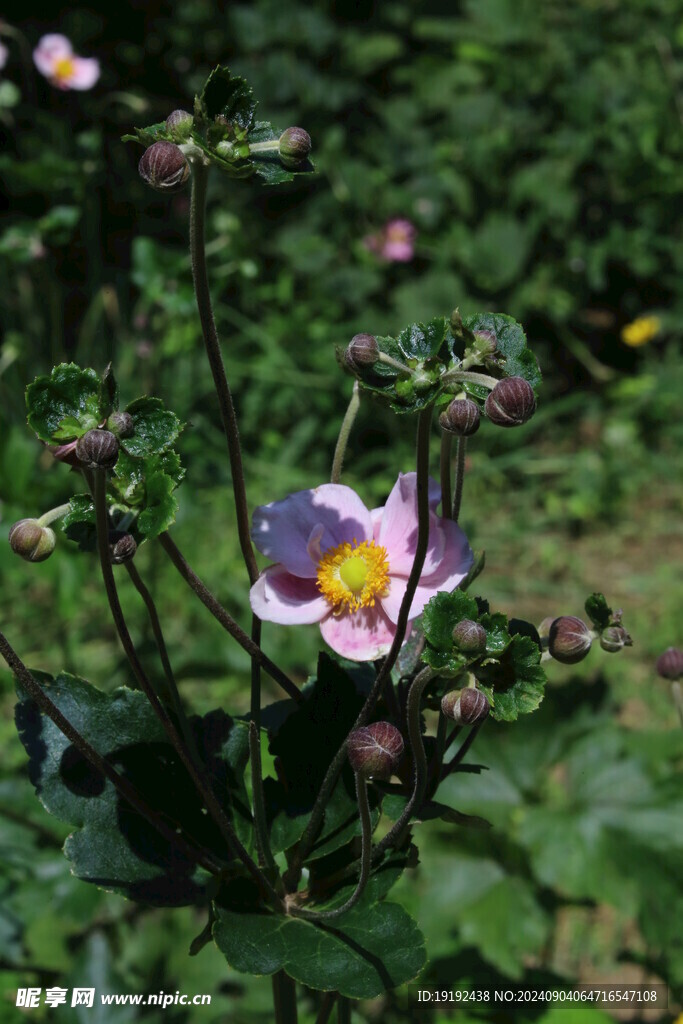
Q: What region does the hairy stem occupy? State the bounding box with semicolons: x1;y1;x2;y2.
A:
37;503;71;527
0;629;221;874
93;472;281;907
284;407;433;890
189;161;259;585
331;381;360;484
452;436;467;522
371;666;437;861
295;773;372;921
159;532;302;703
440;722;484;781
439;431;453;521
441;369;499;389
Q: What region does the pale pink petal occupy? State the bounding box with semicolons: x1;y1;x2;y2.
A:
251;484;373;578
250;566;327;625
0;42;9;72
378;473;445;577
33;34;72;77
67;57;100;90
320;606;396;661
381;519;474;623
382;241;414;262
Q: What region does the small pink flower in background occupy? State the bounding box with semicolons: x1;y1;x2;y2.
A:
33;34;99;91
250;473;473;661
364;218;417;263
0;41;9;71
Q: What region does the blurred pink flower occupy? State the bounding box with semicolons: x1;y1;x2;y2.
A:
364;218;417;263
250;473;473;661
33;34;99;91
0;41;9;71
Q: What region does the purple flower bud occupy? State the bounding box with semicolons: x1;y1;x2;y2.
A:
439;398;481;437
109;532;137;565
347;722;404;779
485;376;536;428
599;625;633;653
165;109;193;139
279;127;312;167
75;429;120;470
106;411;134;439
9;519;56;563
548;616;592;664
138;141;189;193
538;616;556;640
655;647;683;681
441;688;490;725
452;619;487;654
345;333;379;369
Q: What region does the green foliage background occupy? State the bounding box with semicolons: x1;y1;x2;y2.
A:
0;1;681;1020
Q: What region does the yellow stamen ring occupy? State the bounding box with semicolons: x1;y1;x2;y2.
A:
54;57;76;83
316;539;390;614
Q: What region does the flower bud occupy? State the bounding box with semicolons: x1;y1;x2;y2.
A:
548;616;592;664
599;625;633;653
165;109;193;139
109;532;137;565
279;127;312;168
347;722;404;780
106;411;134;439
538;616;555;641
138;141;190;193
473;329;497;354
439;398;480;437
75;429;120;470
345;333;379;369
485;377;536;428
655;647;683;681
452;619;487;654
9;519;56;563
441;688;490;725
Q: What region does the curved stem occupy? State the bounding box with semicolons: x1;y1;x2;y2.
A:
189;161;259;585
442;369;499;389
439;432;453;521
37;503;71;528
249;722;279;875
0;630;222;875
371;667;437;861
440;722;484;781
159;532;302;703
295;773;372;922
284;407;433;890
452;436;467;522
93;472;281;908
331;381;360;484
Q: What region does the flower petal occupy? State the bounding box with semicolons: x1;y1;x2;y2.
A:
381;519;474;623
251;484;373;578
320;606;396;661
378;472;445;576
68;57;100;90
33;34;72;76
250;566;327;624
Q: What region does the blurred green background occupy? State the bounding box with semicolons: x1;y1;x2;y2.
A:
0;1;681;1021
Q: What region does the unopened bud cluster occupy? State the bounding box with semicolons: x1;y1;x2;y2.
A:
347;721;404;779
9;519;56;563
485;377;536;428
441;688;490;726
75;429;120;470
452;619;487;654
279;127;312;168
109;532;137;565
548;616;593;664
139;141;190;193
656;647;683;681
345;333;379;371
440;398;480;437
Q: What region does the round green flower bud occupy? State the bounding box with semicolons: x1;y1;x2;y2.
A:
452;619;487;654
106;411;134;439
548;616;592;665
9;519;56;563
346;333;379;369
485;377;536;428
655;647;683;681
279;127;312;168
441;688;490;725
109;532;137;565
439;398;481;437
138;142;190;193
165;109;193;140
600;625;633;653
347;722;404;780
75;429;120;470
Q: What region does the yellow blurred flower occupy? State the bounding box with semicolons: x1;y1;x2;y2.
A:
621;315;661;347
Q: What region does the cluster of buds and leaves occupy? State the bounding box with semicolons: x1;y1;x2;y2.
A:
341;309;541;424
539;593;633;666
126;67;314;190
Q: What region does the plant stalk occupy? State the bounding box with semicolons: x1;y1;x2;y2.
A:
440;431;453;520
331;381;360;484
249;722;279;875
452;436;467;522
272;971;298;1024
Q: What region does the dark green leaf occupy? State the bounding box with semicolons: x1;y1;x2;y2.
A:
475;635;547;721
26;363;103;443
397;317;447;360
479;612;511;655
122;397;181;457
199;66;256;130
462;313;542;392
584;592;613;631
422;591;479;651
121;123;171;147
137;471;178;537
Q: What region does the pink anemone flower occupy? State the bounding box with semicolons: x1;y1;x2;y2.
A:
33;34;100;91
250;473;473;662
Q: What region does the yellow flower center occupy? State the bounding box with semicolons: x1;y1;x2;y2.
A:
316;539;390;613
54;57;76;83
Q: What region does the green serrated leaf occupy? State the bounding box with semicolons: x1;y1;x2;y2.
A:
26;363;103;443
422;591;479;651
122;396;181;457
475;635;547;721
122;122;172;147
462;312;542;392
584;592;613;631
200;66;257;130
479;612;512;655
213;899;426;997
398;317;447;360
137;472;178;537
